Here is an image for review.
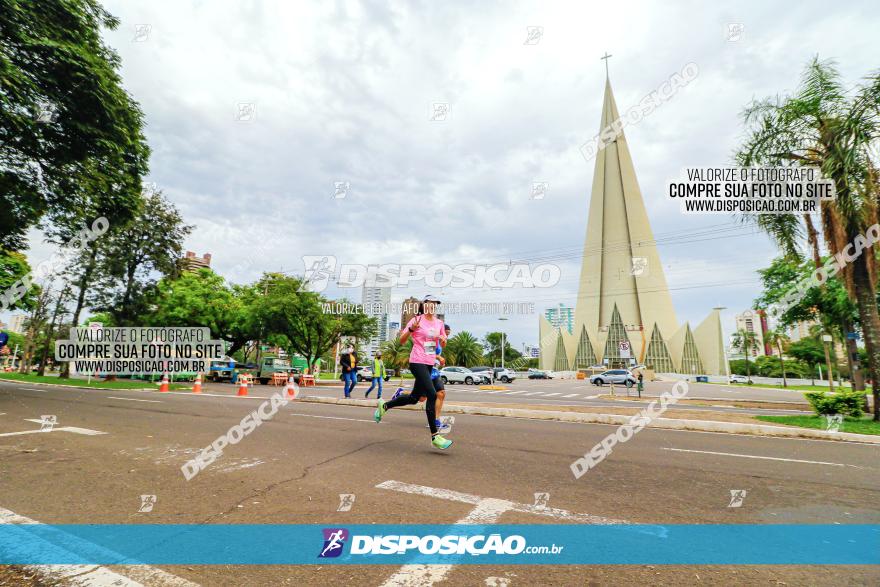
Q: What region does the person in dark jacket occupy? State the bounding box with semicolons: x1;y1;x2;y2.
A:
340;346;358;398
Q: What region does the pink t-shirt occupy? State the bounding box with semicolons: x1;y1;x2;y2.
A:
405;315;445;365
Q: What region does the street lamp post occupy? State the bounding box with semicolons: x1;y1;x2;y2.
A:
498;317;508;369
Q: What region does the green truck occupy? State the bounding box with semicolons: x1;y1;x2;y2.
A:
249;357;301;385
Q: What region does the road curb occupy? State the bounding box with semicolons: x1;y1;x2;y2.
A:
297;395;880;444
0;377;159;392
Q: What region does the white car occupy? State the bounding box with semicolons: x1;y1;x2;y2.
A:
440;367;491;385
589;369;637;387
728;374;752;384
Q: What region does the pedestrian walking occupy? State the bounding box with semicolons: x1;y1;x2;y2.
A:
365;352;386;398
340;345;358;398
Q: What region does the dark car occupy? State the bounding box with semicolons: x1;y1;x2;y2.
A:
527;368;553;379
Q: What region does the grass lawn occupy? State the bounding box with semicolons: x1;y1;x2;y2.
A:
0;372;190;390
755;414;880;436
710;381;872;393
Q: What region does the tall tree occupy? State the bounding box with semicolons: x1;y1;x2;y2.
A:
762;328;791;388
1;0;150;249
251;273;376;372
0;248;36;312
787;337;826;385
731;328;759;380
738;57;880;418
483;331;521;365
380;337;412;379
90;188;193;325
444;331;484;367
148;269;258;357
36;282;71;375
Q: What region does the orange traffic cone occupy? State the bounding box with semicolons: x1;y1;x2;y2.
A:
159;372;170;392
237;376;248;397
285;375;299;399
192;372;202;394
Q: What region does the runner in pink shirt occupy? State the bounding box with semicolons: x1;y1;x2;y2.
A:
374;295;453;449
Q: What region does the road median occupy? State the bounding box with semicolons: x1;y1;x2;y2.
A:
296;394;880;444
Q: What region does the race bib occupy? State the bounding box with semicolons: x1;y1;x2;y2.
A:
423;341;436;355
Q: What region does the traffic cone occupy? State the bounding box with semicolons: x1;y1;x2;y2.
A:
159;372;170;392
237;377;248;397
285;375;299;399
192;372;202;394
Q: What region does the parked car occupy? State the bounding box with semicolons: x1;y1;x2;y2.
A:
355;366;393;382
470;366;518;383
527;368;554;379
728;374;752;384
589;369;637;387
440;367;492;385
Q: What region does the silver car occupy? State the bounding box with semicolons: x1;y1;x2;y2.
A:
440;367;491;385
589;369;637;387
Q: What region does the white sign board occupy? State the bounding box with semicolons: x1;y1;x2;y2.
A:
618;341;631;359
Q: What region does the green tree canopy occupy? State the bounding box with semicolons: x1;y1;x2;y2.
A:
1;0;149;249
0;248;36;312
444;331;483;367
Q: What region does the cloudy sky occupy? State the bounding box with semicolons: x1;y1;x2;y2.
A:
9;0;879;350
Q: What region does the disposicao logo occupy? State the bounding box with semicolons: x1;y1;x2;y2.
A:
318;528;349;558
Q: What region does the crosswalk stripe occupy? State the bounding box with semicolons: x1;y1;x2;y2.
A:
562;393;580;398
542;393;562;397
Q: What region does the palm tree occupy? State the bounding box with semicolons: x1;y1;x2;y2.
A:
444;331;484;367
731;329;759;380
379;337;411;382
737;57;880;419
763;328;790;387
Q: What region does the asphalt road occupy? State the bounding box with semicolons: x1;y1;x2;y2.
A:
296;379;813;417
1;379;878;586
308;376;818;402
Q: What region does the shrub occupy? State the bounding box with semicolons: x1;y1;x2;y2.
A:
804;390;864;418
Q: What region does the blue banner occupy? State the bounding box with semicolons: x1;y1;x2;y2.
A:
0;524;876;565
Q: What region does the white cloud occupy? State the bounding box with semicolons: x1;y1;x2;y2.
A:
9;0;877;349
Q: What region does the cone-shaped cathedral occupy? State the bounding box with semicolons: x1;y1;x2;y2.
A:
539;72;726;375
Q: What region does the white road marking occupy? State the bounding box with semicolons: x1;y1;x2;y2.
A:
561;394;580;398
0;425;107;438
0;506;199;587
376;479;630;587
520;392;545;396
108;396;162;403
505;391;529;395
290;413;372;423
542;393;562;397
19;420;106;435
662;447;848;467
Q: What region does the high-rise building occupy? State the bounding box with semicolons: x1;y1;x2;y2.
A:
400;297;420;329
362;277;392;357
734;310;768;357
539;70;725;375
180;251;212;271
8;314;27;334
544;303;574;335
